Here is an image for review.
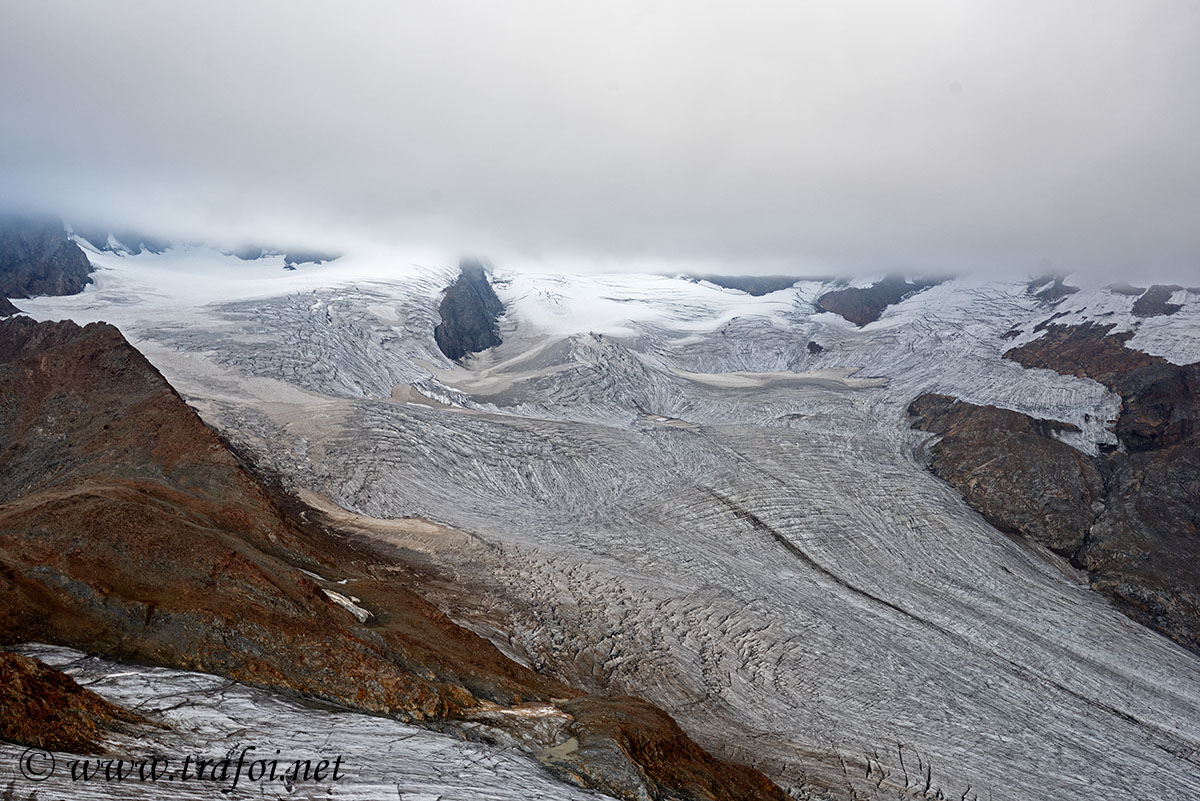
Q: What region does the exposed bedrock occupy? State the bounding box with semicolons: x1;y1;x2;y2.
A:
1004;322;1199;451
908;393;1103;555
226;244;341;266
0;297;19;317
911;322;1200;653
0;651;146;753
685;274;802;295
1131;284;1184;318
0;216;94;300
72;227;171;256
1027;274;1080;303
815;274;940;326
0;316;786;801
433;258;505;361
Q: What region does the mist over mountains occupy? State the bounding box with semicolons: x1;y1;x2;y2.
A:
2;1;1199;281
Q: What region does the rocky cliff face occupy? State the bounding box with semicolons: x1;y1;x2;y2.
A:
433;260;505;360
911;322;1200;653
0;216;93;299
0;316;785;801
816;274;939;326
908;394;1104;555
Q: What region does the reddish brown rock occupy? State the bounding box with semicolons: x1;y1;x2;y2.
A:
553;696;788;801
0;651;144;753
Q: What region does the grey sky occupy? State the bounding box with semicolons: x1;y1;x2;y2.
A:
1;1;1197;280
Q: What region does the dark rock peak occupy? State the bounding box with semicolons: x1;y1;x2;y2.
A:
228;246;341;267
1027;274;1080;303
434;259;505;361
1106;282;1147;296
283;249;341;266
806;340;824;355
815;274;941;327
72;227;171;255
1131;284;1184;318
685;274;802;296
0;215;93;300
0;296;19;318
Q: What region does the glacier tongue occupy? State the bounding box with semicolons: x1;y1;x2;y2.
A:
17;252;1200;800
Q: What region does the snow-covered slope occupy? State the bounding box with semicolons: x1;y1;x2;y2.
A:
17;247;1200;800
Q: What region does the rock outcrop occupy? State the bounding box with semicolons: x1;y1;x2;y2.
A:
227;244;341;266
816;275;939;326
0;216;93;299
72;228;170;255
0;651;145;753
0;316;786;800
1131;284;1184;317
0;297;19;318
908;394;1104;555
1027;274;1079;303
911;323;1200;653
1004;322;1198;451
434;259;505;360
687;274;801;295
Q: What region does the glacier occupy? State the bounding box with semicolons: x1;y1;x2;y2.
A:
15;242;1200;800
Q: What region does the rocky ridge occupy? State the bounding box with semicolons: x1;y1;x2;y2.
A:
912;322;1200;653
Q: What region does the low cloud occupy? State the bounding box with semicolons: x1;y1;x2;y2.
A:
1;1;1197;281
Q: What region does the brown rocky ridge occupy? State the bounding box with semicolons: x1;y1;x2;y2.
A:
0;651;146;753
911;322;1200;653
0;316;786;801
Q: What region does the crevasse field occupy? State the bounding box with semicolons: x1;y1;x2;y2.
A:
17;242;1200;801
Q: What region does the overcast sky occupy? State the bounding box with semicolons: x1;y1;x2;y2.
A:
1;1;1197;280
